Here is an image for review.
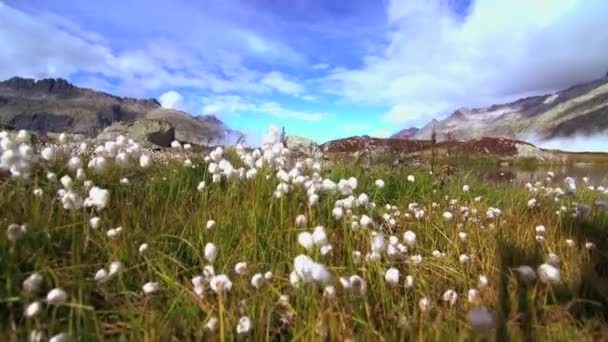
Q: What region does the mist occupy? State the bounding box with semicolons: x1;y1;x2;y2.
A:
531;135;608;153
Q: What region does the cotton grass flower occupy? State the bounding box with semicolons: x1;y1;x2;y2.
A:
205;220;216;230
468;289;480;303
234;262;247;275
298;232;314;251
537;263;560;284
106;226;123;239
403;231;416;247
375;179;385;188
468;307;496;334
7;223;26;242
407;175;415;182
23;273;43;294
46;288;68;305
384;268;400;286
251;273;264;289
197;181;206;192
84;186;110;210
142;282;159;295
442;289;458;306
139;243;149;254
236;316;252;335
295;214;307;227
419;297;431;312
293;255;330;284
24;301;42;318
205;317;219;332
89;217;101;229
94;269;109;284
323;285;336;298
49;333;71;342
210;274;232;293
443;211;454;221
204;243;218;263
513;265;536;285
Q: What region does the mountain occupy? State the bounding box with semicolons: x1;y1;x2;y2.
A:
403;75;608;141
0;76;240;145
195;114;245;145
390;127;419;139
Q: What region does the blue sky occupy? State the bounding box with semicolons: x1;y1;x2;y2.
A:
1;0;607;143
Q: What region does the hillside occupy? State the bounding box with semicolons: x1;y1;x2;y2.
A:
408;75;608;141
0;77;240;145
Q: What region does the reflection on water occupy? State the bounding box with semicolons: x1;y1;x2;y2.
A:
470;164;608;186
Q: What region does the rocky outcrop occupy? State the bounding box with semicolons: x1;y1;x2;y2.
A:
285;135;321;158
96;120;175;147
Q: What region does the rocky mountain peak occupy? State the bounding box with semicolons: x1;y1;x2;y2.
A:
196;114;224;126
0;77;77;95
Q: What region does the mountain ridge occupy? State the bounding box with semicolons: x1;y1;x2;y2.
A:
393;75;608;142
0;76;242;145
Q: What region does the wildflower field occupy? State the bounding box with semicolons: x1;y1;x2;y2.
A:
2;127;608;341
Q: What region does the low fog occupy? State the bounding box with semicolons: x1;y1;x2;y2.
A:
531;135;608;153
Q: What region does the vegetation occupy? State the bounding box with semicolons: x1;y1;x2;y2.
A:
1;130;608;341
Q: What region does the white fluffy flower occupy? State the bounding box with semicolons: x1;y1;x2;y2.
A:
235;262;247;275
205;317;219;332
537;263;560;284
84;186;110;210
24;301;42;318
204;243;218;263
419;297;431;312
139;154;152;168
6;223;26;242
251;273;264;289
403;230;416;247
384;268;400;286
142;282;159;295
236;316;252;335
312;226;328;246
41;146;56;161
442;289;458;306
468;307;496;334
89;217;101;229
46;288;68;305
210;274;232;293
23;273;43;294
298;232;314;251
375;179;385;188
206;220;216;230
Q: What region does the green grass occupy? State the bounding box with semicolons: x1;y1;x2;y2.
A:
1;150;608;341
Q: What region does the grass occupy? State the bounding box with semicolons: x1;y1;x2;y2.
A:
1;147;608;341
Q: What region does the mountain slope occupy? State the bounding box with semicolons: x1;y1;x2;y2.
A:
411;75;608;141
0;76;240;144
390;127;419;139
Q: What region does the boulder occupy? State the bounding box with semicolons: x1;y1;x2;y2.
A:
96;119;174;147
285;135;320;157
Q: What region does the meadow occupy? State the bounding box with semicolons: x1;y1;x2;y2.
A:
1;127;608;341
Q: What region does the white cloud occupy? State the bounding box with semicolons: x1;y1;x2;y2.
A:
322;0;608;125
201;96;324;121
260;71;304;96
257;102;322;121
0;4;309;98
159;90;184;109
312;63;330;70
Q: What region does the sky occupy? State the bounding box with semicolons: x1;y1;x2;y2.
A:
1;0;608;144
